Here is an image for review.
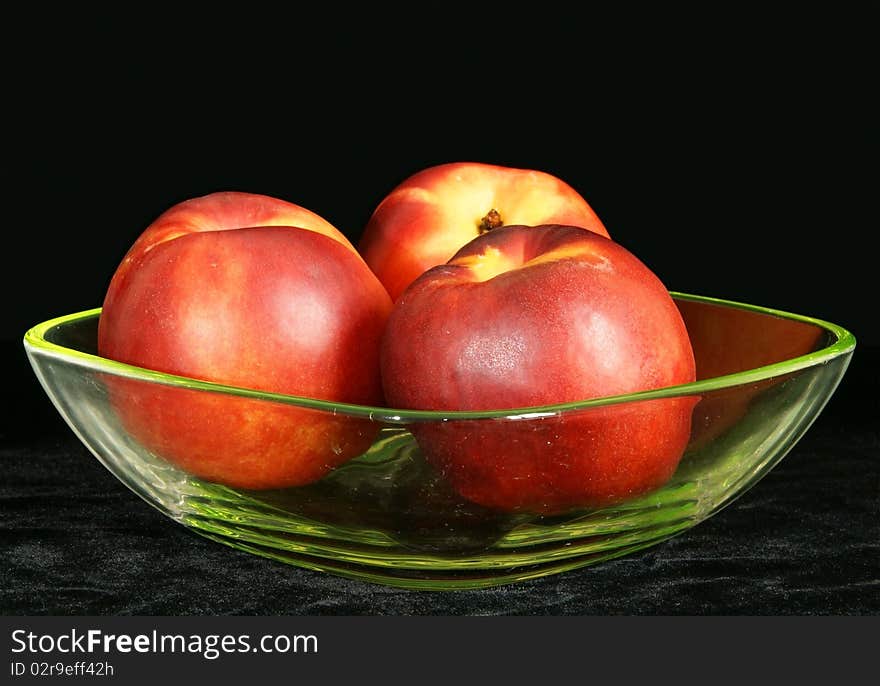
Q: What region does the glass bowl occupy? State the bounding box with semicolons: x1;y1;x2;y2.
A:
24;293;855;590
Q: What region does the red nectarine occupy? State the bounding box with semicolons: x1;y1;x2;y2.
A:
381;224;696;513
98;193;392;489
359;162;609;301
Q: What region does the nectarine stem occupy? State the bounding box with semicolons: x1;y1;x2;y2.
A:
478;209;504;234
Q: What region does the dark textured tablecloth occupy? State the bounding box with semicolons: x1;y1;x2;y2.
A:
3;345;878;616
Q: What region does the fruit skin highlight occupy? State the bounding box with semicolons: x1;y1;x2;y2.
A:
359;162;609;301
380;224;697;514
98;192;393;489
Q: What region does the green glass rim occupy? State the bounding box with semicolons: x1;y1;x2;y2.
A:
23;292;856;423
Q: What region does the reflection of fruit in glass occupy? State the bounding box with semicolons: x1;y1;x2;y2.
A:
381;224;697;514
359;161;609;301
676;298;824;449
98;193;392;489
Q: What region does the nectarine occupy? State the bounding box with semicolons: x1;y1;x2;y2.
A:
381;224;696;513
98;193;393;489
359;162;609;301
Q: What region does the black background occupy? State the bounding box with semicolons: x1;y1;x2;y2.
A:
4;14;874;439
2;11;876;617
4;13;873;348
